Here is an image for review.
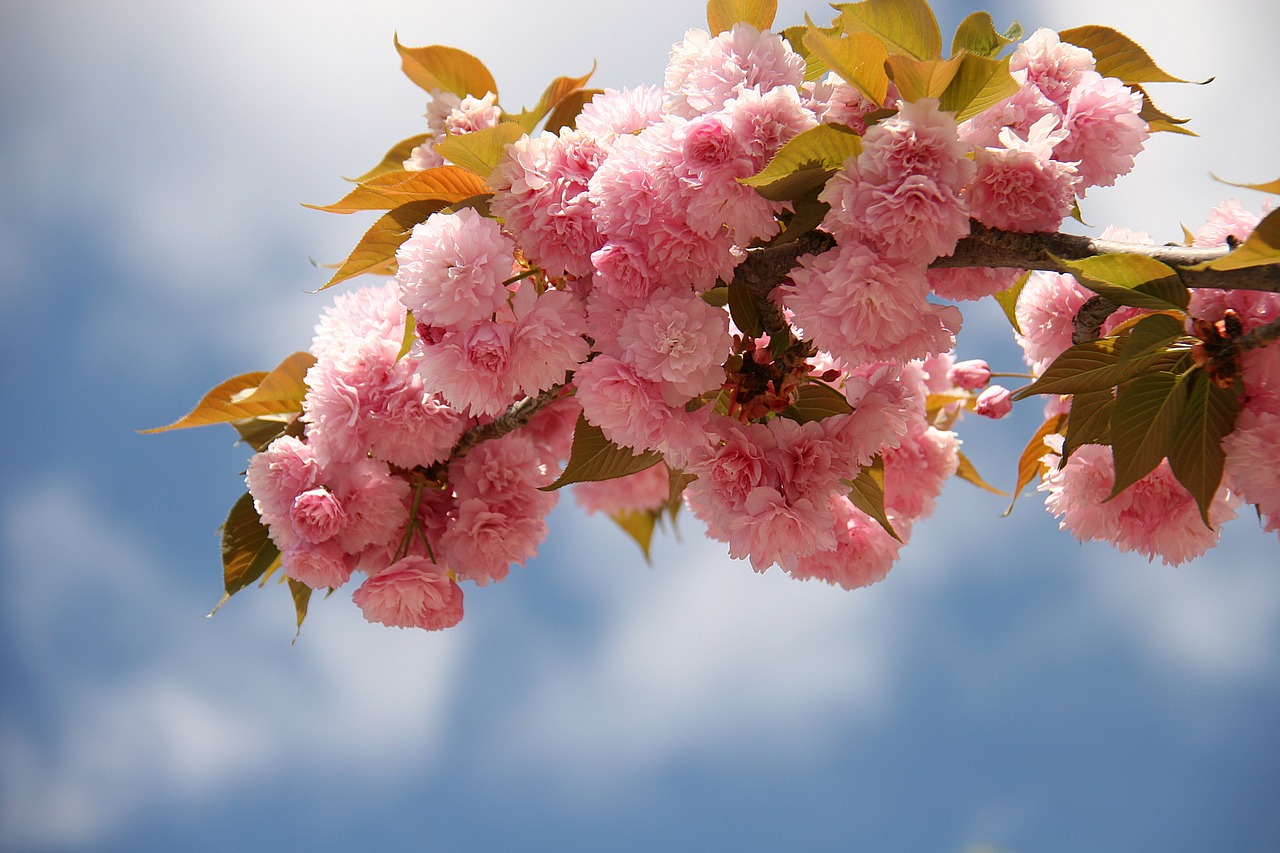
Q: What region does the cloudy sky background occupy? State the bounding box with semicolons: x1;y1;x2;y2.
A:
2;1;1278;850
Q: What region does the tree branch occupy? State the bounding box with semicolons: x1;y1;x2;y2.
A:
449;383;567;459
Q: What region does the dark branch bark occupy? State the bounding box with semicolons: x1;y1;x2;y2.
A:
450;383;566;460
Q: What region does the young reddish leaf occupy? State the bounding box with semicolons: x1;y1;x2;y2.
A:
1005;412;1066;515
1054;253;1190;312
1168;371;1241;527
394;37;498;98
956;451;1008;496
1107;371;1187;498
543;88;604;134
1203;207;1280;271
835;0;942;60
319;200;448;291
307;166;490;214
845;455;901;541
802;27;890;105
950;11;1022;59
287;578;313;642
886;54;962;101
707;0;777;34
347;134;432;183
143;352;316;433
509;66;598;132
784;381;854;423
609;508;659;562
215;492;282;615
938;53;1019;122
434;122;526;179
741;123;862;201
542;415;663;490
992;270;1030;333
1058;26;1205;85
1061;388;1114;461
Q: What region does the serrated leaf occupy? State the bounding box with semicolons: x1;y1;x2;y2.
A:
217;492;281;609
1005;412;1066;515
802;27;890;105
434;122;526;179
394;37;498;98
307;166;490;214
740;123;862;200
1057;26;1204;85
835;0;942;60
1108;371;1187;497
348;134;432;183
1054;253;1190;312
1168;371;1240;527
770;190;830;245
542;414;663;490
886;53;962;101
509;66;597;132
955;451;1008;496
609;508;659;561
784;381;854;422
1061;388;1114;461
1202;207;1280;271
1133;84;1195;136
707;0;777;34
1211;175;1280;195
143;352;316;433
318;200;447;291
992;270;1029;333
727;275;764;338
287;578;312;642
1014;330;1185;399
938;53;1019;122
845;456;900;541
950;11;1022;59
1117;312;1186;360
543;88;604;134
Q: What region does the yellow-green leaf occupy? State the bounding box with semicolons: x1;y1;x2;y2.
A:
1062;388;1114;461
707;0;777;34
287;578;313;642
543;88;604;134
434;122;526;179
992;270;1029;333
397;310;416;362
217;492;281;610
1134;84;1195;136
740;123;862;200
1168;371;1240;527
231;415;298;452
394;37;498;98
1211;175;1280;195
802;27;890;105
143;352;316;433
1108;371;1187;498
1057;26;1203;85
886;53;962;102
950;12;1022;59
845;455;900;541
542;414;663;490
1005;412;1066;515
609;508;659;561
938;53;1019;122
783;24;833;82
835;0;941;60
348;134;432;183
1055;253;1190;312
319;200;447;291
1203;207;1280;271
307;166;491;214
509;66;597;132
956;451;1008;496
784;381;854;422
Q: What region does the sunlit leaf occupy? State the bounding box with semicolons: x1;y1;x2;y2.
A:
950;11;1022;58
143;352;316;433
543;88;604;133
1133;85;1195;136
542;415;663;490
835;0;942;60
728;275;764;338
1211;175;1280;195
609;508;659;561
938;53;1019;122
1061;388;1113;461
434;122;526;179
397;310;416;362
783;23;835;82
231;415;296;452
845;455;900;541
234;351;316;407
509;66;597;132
394;37;498;98
956;451;1008;496
318;200;447;291
707;0;777;34
740;123;862;200
784;381;854;422
992;270;1029;333
1005;412;1066;515
1202;208;1280;271
1108;371;1187;498
348;134;431;183
886;53;962;101
1168;371;1240;527
215;492;281;615
802;26;890;104
1057;26;1204;84
287;578;312;642
306;166;490;214
1054;253;1190;312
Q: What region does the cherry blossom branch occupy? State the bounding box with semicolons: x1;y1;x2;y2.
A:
450;382;568;459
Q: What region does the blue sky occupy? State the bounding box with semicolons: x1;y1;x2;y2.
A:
2;1;1278;851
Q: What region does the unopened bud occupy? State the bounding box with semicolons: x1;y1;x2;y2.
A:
948;359;991;391
974;384;1013;419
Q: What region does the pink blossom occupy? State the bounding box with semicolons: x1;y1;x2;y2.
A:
573;356;673;452
509;289;590;397
927;266;1022;302
725;486;836;572
574;462;671;515
1193;198;1267;248
617;288;731;404
1224;409;1280;539
789;496;907;589
440;496;551;586
974;384;1013;419
246;435;320;532
403;139;445;171
724;85;817;171
959;79;1060;150
352;557;464;630
1015;271;1093;374
590;241;663;300
1009;28;1095;108
282;539;355;591
416;321;515;417
332;458;413;556
882;422;959;523
1057;71;1149;191
858;98;974;189
664;24;806;117
948;359;992;391
426;90;501;137
803;74;879;134
395;208;515;330
290;487;347;544
966;116;1080;232
576;86;668;135
845;172;972;264
310;281;408;365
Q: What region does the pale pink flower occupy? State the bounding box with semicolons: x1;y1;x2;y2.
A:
1193;198;1267;248
573;356;673;452
417;320;515;417
725;486;836;572
281;539;355;591
332;458;413;556
789;496;907;589
803;74;879;134
883;422;959;522
974;384;1013;419
1009;28;1095;108
664;24;806;117
723;85;817;171
574;462;671;515
927;266;1022;302
353;557;464;631
509;288;591;396
617;288;731;404
948;359;992;391
590;240;662;300
959;79;1060;150
1224;409;1280;539
310;281;408;365
966;116;1080;232
1015;270;1093;374
823;365;915;466
440;496;551;586
846;172;972;264
403;139;446;171
246;435;320;533
451;433;557;505
576;86;668;135
859;98;975;188
1057;71;1149;191
290;487;347;544
395;208;515;331
426;90;501;138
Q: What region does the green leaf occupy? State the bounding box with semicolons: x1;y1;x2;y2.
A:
1005;412;1066;515
1061;388;1114;461
1168;371;1240;527
143;352;316;433
784;381;854;422
727;275;764;338
1014;336;1181;399
802;27;890;105
434;122;526;179
542;414;663;490
509;66;597;132
287;579;313;642
835;0;942;60
214;492;281;616
394;37;498;98
783;23;835;82
740;123;862;200
950;11;1022;59
770;190;830;245
886;53;962;102
707;0;777;34
667;467;697;514
700;285;730;308
938;53;1019;122
845;456;900;541
1202;207;1280;271
1054;253;1190;312
397;310;417;362
543;88;604;134
306;166;490;214
609;508;658;561
318;200;447;291
1211;175;1280;195
1057;26;1204;85
1108;371;1187;498
347;134;431;183
992;270;1029;333
955;451;1008;496
1117;312;1186;360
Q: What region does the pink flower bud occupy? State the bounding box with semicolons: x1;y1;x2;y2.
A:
948;359;991;391
974;384;1013;419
